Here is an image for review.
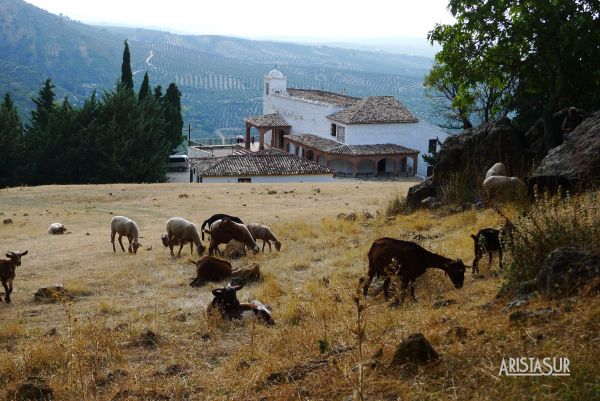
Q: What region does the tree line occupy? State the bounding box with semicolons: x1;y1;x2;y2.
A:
425;0;600;150
0;41;184;188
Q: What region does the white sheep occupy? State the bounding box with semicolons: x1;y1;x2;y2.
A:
246;223;281;252
48;223;68;235
483;176;526;200
166;217;206;257
110;216;141;254
485;162;507;179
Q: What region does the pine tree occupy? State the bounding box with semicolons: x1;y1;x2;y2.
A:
138;71;151;102
120;40;134;91
163;83;184;152
0;93;23;187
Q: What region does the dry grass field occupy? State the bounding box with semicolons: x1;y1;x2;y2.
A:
0;182;598;400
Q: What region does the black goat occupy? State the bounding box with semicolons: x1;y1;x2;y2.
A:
471;228;502;274
201;214;244;241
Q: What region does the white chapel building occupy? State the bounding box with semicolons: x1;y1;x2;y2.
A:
243;69;448;178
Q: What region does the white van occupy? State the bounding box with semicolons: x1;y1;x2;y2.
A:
167;154;189;172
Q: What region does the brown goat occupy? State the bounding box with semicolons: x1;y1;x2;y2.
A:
189;256;233;287
204;218;259;257
363;238;466;302
1;250;28;303
207;283;274;325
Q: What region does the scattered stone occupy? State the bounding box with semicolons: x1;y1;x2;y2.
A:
23;213;28;216
132;328;160;348
537;247;600;299
446;326;468;341
406;177;437;210
336;213;347;220
504;292;538;311
267;190;277;195
3;218;13;225
34;286;74;303
14;376;54;400
43;328;57;337
432;299;456;309
113;323;128;332
85;232;90;236
509;307;555;325
231;263;261;285
108;192;113;196
112;389;170;401
146;246;152;251
390;333;439;366
362;211;374;219
178;193;190;198
200;333;211;341
314;188;321;193
421;196;442;210
344;213;357;222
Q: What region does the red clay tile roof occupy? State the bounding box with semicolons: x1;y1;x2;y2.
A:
245;113;290;127
327;96;418;124
287;88;361;107
191;153;334;177
286;134;419;156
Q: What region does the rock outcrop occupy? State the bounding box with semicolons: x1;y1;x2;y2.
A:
433;117;526;187
390;333;439;366
537;247;600;299
535;111;600;188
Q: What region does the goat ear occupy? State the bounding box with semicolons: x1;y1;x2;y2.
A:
470;234;477;240
6;253;12;258
212;289;223;296
20;250;28;256
231;284;244;292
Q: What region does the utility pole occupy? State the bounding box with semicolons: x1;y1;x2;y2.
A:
185;124;194;146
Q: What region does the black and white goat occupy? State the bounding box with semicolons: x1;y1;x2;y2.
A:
1;250;28;303
207;283;274;325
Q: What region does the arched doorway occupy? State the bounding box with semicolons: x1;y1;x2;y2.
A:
357;159;376;177
376;158;394;176
306;150;314;161
329;159;353;176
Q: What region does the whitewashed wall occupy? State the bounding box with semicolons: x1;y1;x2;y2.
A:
342;120;448;177
195;174;335;183
264;94;343;138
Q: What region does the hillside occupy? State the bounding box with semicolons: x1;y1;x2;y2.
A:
0;182;598;400
0;0;435;139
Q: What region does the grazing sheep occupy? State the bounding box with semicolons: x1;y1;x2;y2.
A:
201;214;244;241
48;223;68;235
166;217;206;257
362;238;466;303
471;228;503;274
246;224;281;252
110;216;141;254
208;283;274;325
482;176;527;200
0;250;28;303
204;218;259;257
485;162;507;179
189;256;233;287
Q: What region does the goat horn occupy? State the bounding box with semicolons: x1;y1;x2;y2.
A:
188;259;198;265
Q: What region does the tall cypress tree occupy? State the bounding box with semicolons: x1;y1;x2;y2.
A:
0;93;23;187
153;85;163;100
138;71;151;102
120;40;134;91
163;83;184;152
24;79;57;184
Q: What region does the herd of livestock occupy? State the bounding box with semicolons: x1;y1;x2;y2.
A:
2;163;519;324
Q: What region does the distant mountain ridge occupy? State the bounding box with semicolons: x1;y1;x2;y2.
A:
0;0;437;138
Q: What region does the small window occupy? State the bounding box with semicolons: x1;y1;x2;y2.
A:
265;83;269;95
336;125;345;143
238;178;251;183
428;138;438;153
331;123;337;137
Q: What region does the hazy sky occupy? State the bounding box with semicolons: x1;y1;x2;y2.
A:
24;0;454;40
